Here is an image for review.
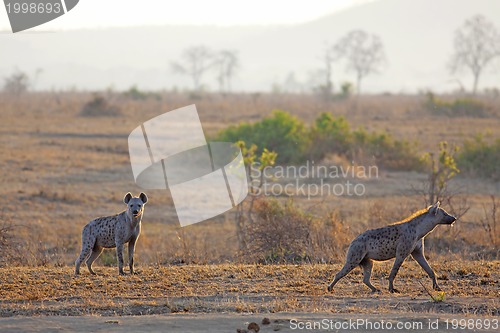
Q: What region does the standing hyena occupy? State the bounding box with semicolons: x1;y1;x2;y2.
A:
75;192;148;275
328;202;456;293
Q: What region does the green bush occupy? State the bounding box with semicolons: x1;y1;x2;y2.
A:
425;92;489;117
123;85;161;101
218;110;423;171
217;110;308;163
309;113;352;161
351;128;423;171
457;135;500;180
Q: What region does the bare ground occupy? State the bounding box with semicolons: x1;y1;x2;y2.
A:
2;313;500;333
0;262;499;332
0;262;498;317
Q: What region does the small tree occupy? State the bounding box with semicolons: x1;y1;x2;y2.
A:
414;142;469;222
334;30;387;95
420;141;460;206
480;196;499;247
317;45;339;101
213;50;239;93
233;141;277;252
449;15;500;95
171;45;213;92
3;70;30;96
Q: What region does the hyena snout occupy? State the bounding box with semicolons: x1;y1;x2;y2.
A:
444;214;456;224
128;202;144;217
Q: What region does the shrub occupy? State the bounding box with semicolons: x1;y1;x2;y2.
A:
425;92;489;117
244;198;356;263
217;110;308;163
80;96;121;117
457;135;500;180
218;110;423;171
339;82;353;99
351;127;423;171
309;113;352;161
245;198;313;263
3;70;30;96
123;86;161;101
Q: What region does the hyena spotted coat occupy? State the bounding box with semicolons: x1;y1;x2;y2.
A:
328;202;456;293
75;192;148;275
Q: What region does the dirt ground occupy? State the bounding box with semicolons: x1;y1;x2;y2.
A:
1;313;499;333
0;263;498;332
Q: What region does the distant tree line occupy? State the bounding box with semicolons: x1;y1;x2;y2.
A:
169;14;499;96
2;15;498;96
170;46;239;94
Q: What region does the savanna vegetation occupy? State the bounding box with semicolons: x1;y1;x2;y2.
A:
0;90;498;318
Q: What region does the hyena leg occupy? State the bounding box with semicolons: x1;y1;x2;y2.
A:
75;246;92;275
86;246;103;275
116;242;125;275
328;262;358;292
128;238;137;274
360;258;378;292
388;250;409;293
75;229;93;275
328;245;365;292
411;248;440;291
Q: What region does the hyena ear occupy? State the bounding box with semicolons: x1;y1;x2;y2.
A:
428;201;440;215
139;192;148;204
123;192;133;204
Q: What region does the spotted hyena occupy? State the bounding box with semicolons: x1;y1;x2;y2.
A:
75;192;148;275
327;202;456;293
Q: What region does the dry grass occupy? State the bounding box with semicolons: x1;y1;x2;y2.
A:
0;91;499;266
0;261;498;317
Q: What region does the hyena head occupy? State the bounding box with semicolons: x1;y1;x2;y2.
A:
427;201;456;225
124;192;148;218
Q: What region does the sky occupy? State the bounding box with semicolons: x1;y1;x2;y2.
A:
1;0;497;93
0;0;374;30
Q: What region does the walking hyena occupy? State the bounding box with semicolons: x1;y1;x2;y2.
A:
75;192;148;275
327;202;456;293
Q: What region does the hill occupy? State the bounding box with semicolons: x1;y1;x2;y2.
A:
0;0;499;92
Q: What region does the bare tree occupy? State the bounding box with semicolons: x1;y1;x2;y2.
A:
334;30;387;95
3;69;30;96
322;46;336;99
449;15;500;95
171;45;213;92
213;50;239;93
311;45;339;101
282;71;301;93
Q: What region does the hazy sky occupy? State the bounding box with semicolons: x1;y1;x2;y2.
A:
0;0;373;30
